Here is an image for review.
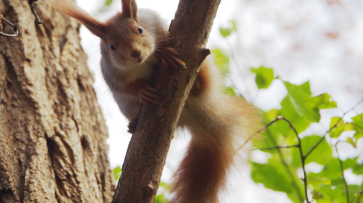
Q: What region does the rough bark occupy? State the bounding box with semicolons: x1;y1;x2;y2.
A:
112;0;221;202
0;1;114;202
0;1;3;31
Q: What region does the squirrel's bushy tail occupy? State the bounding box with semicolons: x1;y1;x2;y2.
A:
170;136;233;203
170;61;259;203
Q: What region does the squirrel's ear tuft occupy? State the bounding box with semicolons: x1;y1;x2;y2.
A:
53;0;106;38
121;0;138;20
84;21;106;39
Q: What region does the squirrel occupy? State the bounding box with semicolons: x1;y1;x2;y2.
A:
52;0;259;202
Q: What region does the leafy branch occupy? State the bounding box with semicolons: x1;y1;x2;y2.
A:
211;17;363;203
245;116;311;202
232;64;363;203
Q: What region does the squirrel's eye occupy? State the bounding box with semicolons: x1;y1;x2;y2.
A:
137;26;143;34
109;43;116;51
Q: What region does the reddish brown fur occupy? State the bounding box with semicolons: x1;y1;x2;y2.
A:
122;0;138;19
53;0;106;37
170;138;233;203
174;60;261;202
190;62;209;97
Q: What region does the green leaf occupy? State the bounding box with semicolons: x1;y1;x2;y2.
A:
352;113;363;128
154;193;168;203
219;28;233;37
299;81;312;95
154;182;169;203
264;109;279;122
308;158;341;180
104;0;113;6
352;113;363;143
283;82;320;122
99;0;113;12
231;20;238;31
330;117;343;128
346;137;357;148
319;182;346;202
301;135;332;165
219;21;237;37
304;93;337;110
308;157;352;202
159;181;169;189
113;166;122;181
342;157;358;170
279;95;312;133
251;158;304;203
348;185;363;203
353;132;363;144
211;48;229;75
223;86;236;96
278;83;338;134
251;66;274;89
251;160;291;192
329;117;355;138
352;161;363;175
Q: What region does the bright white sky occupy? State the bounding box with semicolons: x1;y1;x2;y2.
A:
76;0;363;202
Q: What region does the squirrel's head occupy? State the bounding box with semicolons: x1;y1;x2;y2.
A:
101;0;155;68
102;10;155;68
53;0;155;68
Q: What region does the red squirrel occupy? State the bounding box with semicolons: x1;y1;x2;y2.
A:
53;0;259;202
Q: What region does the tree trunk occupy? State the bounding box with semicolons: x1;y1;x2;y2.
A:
0;1;114;202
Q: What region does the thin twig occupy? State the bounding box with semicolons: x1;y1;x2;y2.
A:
233;116;283;155
335;141;349;203
0;18;18;37
29;0;42;24
265;128;305;202
252;144;299;151
304;98;363;159
353;190;363;203
278;116;310;203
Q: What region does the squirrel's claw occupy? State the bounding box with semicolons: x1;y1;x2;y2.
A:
155;47;186;69
135;79;159;104
139;86;158;104
139;87;158;104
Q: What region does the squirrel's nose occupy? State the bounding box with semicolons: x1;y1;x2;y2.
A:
130;49;141;57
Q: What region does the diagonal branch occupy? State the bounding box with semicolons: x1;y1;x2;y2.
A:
353;190;363;203
304;98;363;159
233;116;282;155
335;141;349;203
252;144;299;151
111;0;221;202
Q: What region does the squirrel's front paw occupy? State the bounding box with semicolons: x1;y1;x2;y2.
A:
155;47;186;70
139;85;158;104
135;79;158;104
